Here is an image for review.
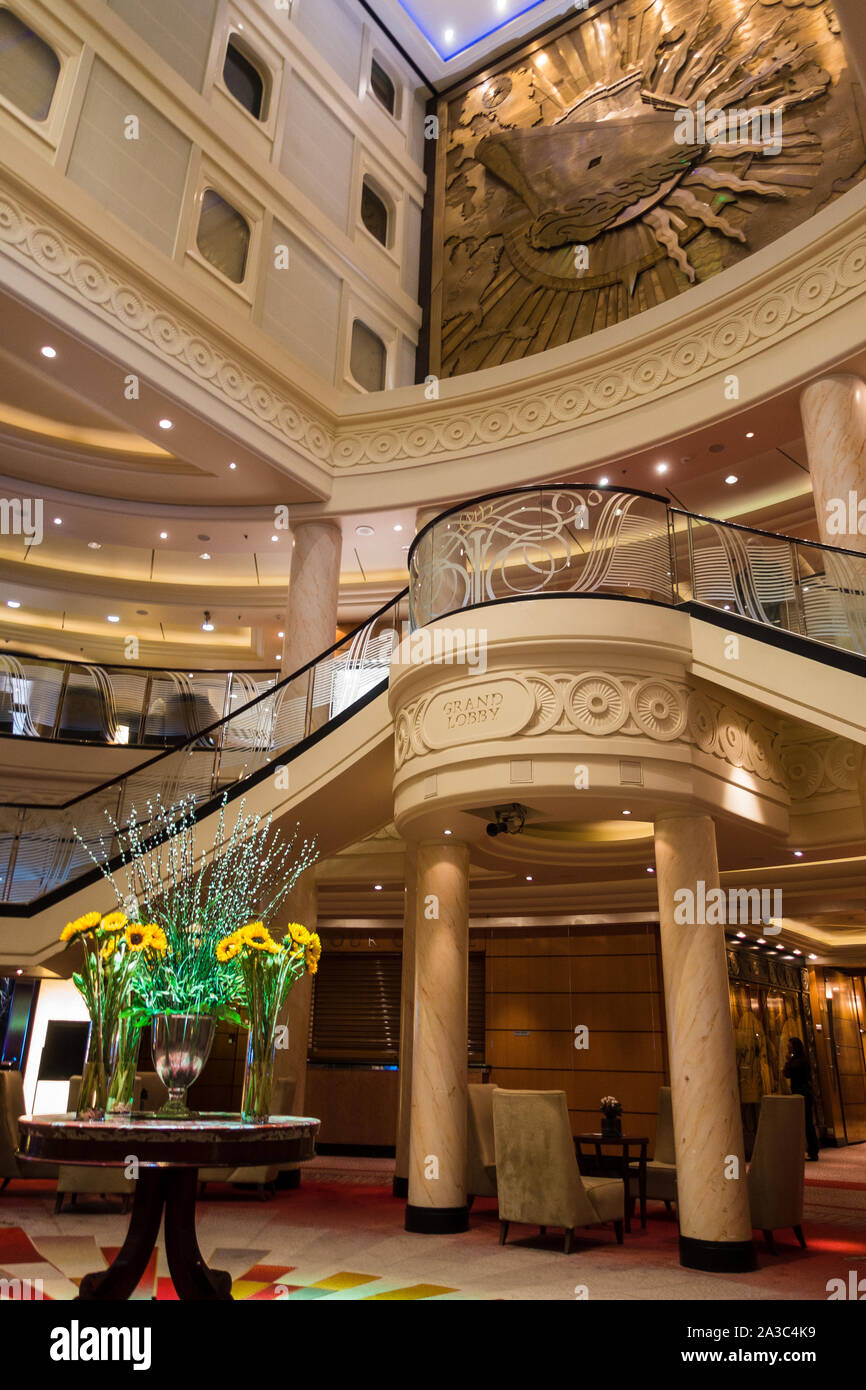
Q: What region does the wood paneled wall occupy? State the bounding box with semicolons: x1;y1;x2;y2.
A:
486;925;668;1151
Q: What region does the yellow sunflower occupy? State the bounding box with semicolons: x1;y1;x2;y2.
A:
216;936;241;963
308;932;322;956
285;923;311;947
239;922;274;951
145;925;168;955
307;957;319;975
100;938;117;961
100;911;127;934
60;911;102;943
125;923;151;952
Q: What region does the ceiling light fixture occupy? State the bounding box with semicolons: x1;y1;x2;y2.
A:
599;476;609;485
229;462;237;470
40;345;57;358
725;474;738;485
271;535;279;542
525;875;533;882
444;28;454;42
107;615;120;623
159;532;168;540
794;850;803;858
6;600;20;609
393;524;403;532
87;541;101;550
444;829;452;836
655;462;669;474
622;809;631;816
355;525;374;536
746;432;755;438
158;419;173;430
536;52;548;66
201;611;214;632
53;517;62;525
277;630;284;638
374;884;383;891
646;867;655;874
200;553;211;560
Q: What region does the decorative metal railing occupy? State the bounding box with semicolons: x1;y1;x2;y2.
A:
0;594;406;906
409;485;866;662
0;655;283;747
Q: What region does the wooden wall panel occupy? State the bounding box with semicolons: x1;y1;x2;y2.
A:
486;925;668;1152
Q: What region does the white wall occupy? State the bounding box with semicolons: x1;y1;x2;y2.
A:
22;978;90;1115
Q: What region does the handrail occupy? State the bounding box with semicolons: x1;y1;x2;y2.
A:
0;591;408;904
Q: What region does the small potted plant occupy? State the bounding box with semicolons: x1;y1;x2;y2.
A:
600;1095;623;1138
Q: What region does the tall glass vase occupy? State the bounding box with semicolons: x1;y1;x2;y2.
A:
77;1020;111;1119
152;1013;216;1117
107;1016;142;1116
241;1025;276;1122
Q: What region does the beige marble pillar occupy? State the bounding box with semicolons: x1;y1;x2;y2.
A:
405;840;470;1233
282;519;343;672
654;814;756;1271
393;843;418;1197
833;0;866;98
800;374;866;556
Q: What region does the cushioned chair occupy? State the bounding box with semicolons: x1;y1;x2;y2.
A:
55;1074;155;1212
492;1089;624;1252
0;1069;58;1189
629;1084;677;1215
748;1093;807;1254
467;1083;498;1202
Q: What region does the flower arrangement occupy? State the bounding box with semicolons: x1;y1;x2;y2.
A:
59;911;167;1116
215;920;322;1119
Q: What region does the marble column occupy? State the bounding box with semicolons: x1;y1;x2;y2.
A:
272;869;317;1185
800;374;866;556
405;840;470;1233
654;814;756;1272
393;843;418;1197
282;519;343;673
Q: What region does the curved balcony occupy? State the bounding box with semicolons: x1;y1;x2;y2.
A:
0;595;405;906
409;485;866;660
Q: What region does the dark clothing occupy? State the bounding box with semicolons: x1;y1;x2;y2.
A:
784;1056;820;1159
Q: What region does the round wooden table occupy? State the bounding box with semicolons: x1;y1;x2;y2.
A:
18;1113;319;1302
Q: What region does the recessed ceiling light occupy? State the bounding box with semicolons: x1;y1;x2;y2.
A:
355;525;374;536
107;615;120;623
277;630;284;638
6;600;20;609
158;419;173;430
655;463;669;474
646;867;655;873
200;552;211;560
599;476;609;485
270;535;279;542
746;432;755;438
794;850;803;858
736;931;746;939
793;949;802;955
40;345;57;358
809;953;817;960
525;875;533;882
159;532;168;540
275;654;281;661
757;938;766;945
444;828;452;836
87;541;101;549
725;475;738;485
444;28;454;42
229;462;237;470
622;809;631;816
775;943;784;950
393;524;403;532
53;517;62;525
374;883;383;891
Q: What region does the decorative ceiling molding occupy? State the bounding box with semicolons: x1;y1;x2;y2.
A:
1;173;865;488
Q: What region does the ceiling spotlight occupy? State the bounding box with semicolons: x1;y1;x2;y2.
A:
277;630;284;638
444;27;454;42
200;552;211;560
271;534;279;542
40;345;57;358
53;517;62;526
15;968;22;975
725;474;738;485
809;953;817;960
275;654;281;661
201;611;214;632
6;600;20;609
355;525;374;536
159;532;168;540
746;432;755;439
87;541;102;550
646;867;655;874
757;939;766;945
444;828;452;836
622;809;631;816
525;875;533;882
158;418;173;430
793;949;802;955
794;850;803;858
655;463;669;474
229;462;237;470
393;524;403;532
599;476;609;485
736;931;746;939
775;943;784;950
374;884;383;891
107;615;120;623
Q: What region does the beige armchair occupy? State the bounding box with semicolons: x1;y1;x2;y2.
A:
493;1089;624;1253
1;1069;58;1189
629;1084;677;1214
54;1073;160;1212
748;1094;807;1254
466;1083;498;1203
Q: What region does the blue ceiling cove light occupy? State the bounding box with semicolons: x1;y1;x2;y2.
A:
399;0;551;60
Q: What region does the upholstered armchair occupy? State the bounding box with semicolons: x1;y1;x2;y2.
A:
492;1088;624;1252
0;1069;58;1189
466;1083;498;1202
629;1084;677;1214
748;1093;807;1253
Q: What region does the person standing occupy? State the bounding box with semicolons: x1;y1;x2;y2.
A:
783;1037;820;1161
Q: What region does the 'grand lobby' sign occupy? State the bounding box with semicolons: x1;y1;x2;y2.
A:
422;677;534;749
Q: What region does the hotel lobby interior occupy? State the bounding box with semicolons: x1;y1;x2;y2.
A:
1;0;866;1339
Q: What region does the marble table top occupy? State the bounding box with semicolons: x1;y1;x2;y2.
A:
18;1113;320;1168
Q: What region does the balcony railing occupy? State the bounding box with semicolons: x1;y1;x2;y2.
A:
0;594;406;906
409;485;866;661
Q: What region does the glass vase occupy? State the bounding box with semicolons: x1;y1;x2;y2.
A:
601;1113;622;1139
241;1026;277;1122
77;1022;111;1119
106;1016;142;1117
152;1013;216;1118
